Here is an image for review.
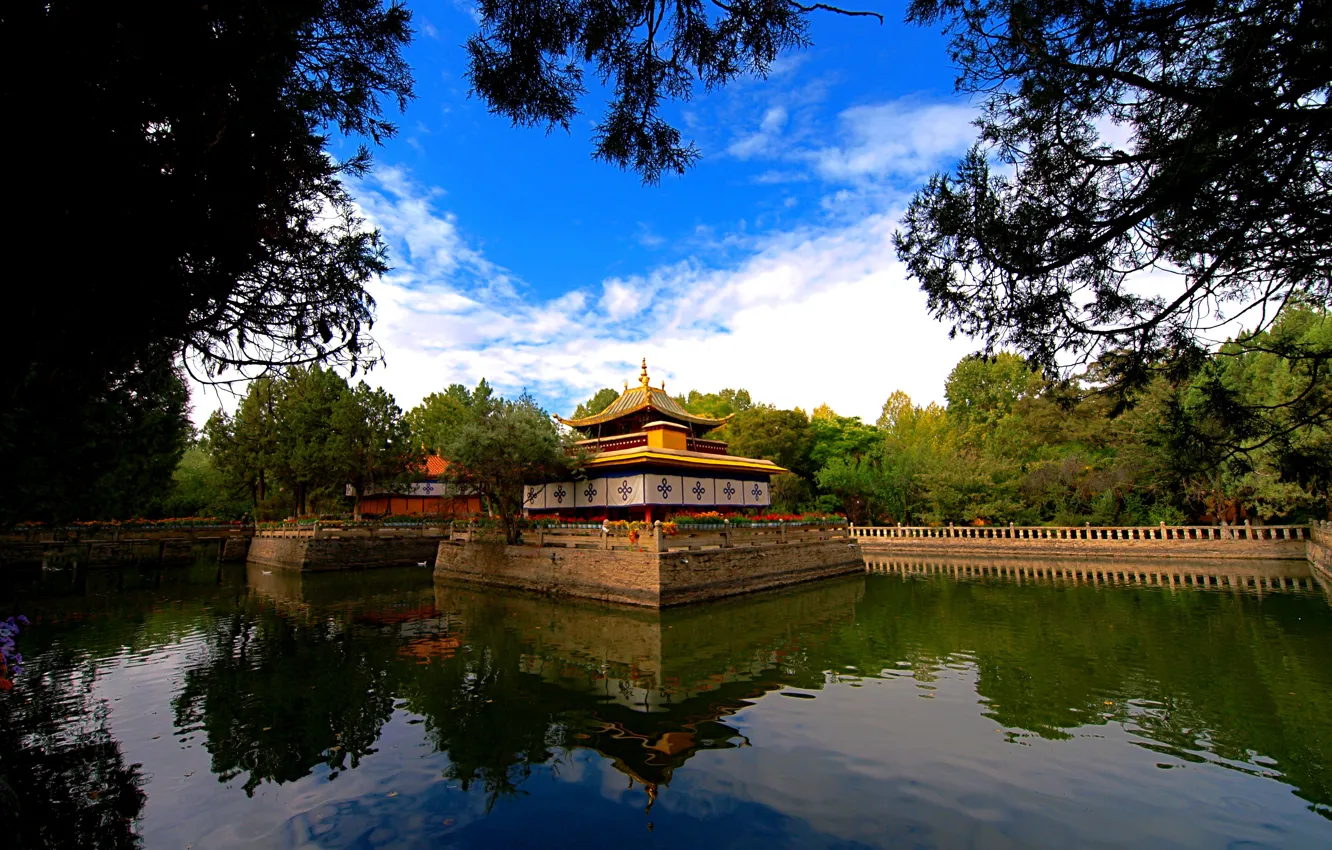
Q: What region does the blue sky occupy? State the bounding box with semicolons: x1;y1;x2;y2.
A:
198;3;985;424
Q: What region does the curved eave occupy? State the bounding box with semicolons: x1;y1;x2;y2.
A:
557;406;732;430
557;386;733;430
583;447;786;475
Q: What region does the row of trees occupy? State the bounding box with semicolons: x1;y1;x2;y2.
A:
187;372;573;538
583;306;1329;527
197;367;416;520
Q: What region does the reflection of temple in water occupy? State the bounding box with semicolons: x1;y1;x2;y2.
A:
864;555;1328;596
431;576;866;799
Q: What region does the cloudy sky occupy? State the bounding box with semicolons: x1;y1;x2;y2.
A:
195;4;983;425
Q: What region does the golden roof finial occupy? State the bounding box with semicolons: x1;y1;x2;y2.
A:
639;357;651;390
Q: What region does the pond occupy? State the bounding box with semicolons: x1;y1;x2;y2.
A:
3;555;1331;848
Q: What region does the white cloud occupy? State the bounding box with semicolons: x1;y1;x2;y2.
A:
188;100;983;427
728;106;790;159
333;167;973;425
811;100;977;182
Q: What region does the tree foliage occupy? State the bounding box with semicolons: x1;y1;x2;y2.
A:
464;0;880;184
9;0;414;381
0;346;191;524
895;0;1332;391
207;367;417;519
570;387;621;420
406;381;497;454
4;0;414;523
441;392;577;544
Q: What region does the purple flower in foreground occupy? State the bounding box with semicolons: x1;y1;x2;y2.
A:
1;615;26;682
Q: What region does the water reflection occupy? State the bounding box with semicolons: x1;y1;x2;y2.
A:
1;555;1330;847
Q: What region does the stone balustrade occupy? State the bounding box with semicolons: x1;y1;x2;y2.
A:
850;521;1311;560
851;522;1308;541
256;521;452;540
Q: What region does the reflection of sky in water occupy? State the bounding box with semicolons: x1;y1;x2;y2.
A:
3;559;1332;849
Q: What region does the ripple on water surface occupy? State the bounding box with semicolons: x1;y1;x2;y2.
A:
2;556;1331;848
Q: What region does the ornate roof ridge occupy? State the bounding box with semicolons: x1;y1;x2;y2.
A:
556;359;733;430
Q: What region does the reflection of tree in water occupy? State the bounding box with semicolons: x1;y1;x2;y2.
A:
0;648;146;849
823;577;1332;819
173;608;405;795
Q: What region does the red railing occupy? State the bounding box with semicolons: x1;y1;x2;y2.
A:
686;438;729;455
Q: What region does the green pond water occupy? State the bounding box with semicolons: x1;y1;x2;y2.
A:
3;555;1332;849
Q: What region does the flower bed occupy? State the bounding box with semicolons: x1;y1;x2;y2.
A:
667;511;846;528
256;514;446;531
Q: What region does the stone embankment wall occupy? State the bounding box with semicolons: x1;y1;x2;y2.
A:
433;533;863;608
247;536;440;571
853;524;1309;560
1311;522;1331;578
2;527;252;568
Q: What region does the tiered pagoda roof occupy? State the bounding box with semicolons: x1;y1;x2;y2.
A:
556;359;785;477
556;359;731;434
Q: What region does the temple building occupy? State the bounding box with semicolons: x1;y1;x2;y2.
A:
353;455;483;517
523;360;785;521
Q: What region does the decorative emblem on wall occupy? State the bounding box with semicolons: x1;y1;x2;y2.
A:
618;480;634;501
525;487;541;505
692;481;706;500
583;483;598;502
751;483;763;499
656;477;672;498
552;485;567;504
723;482;736;500
423;482;434;494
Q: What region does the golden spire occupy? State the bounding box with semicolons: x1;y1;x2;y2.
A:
639;357;651;390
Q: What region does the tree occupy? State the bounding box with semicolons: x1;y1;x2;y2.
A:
895;0;1332;392
407;381;497;455
329;382;419;518
678;388;754;418
0;344;191;524
464;0;881;184
5;0;413;520
9;0;412;381
441;393;575;544
943;353;1042;434
273;366;353;517
159;443;252;520
571;387;621;420
721;406;816;480
207;376;282;513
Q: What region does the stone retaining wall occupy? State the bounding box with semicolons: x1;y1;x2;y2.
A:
433;537;863;607
1311;522;1331;579
2;538;200;568
248;536;440;571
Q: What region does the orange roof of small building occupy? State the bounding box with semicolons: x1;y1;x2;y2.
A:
424;455;449;477
557;359;732;431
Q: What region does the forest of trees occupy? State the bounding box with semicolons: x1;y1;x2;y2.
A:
595;306;1332;526
147;303;1329;528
